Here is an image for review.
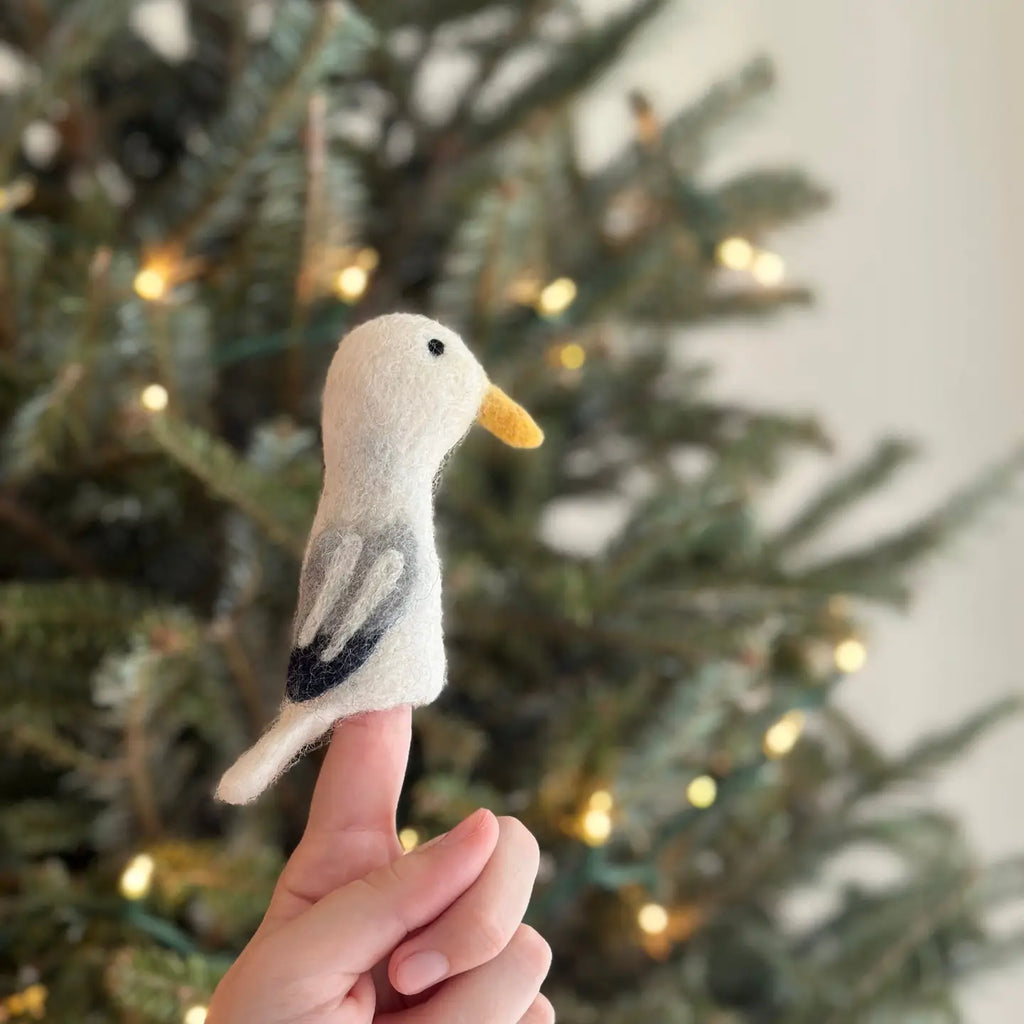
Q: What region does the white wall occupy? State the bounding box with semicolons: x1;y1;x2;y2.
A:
581;2;1024;1017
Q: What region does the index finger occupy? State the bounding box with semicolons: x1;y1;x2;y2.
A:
262;705;411;929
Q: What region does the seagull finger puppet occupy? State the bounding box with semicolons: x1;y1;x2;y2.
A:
215;313;543;804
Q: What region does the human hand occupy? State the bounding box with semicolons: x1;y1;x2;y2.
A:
208;707;552;1023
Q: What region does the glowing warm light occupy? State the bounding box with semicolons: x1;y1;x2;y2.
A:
183;1006;208;1024
559;343;586;370
686;775;717;809
399;827;420;852
834;638;868;674
508;276;542;306
537;277;577;318
751;251;785;287
3;983;47;1017
763;709;806;759
134;266;169;301
120;852;156;900
355;247;379;271
140;383;169;412
335;265;369;303
580;807;613;846
716;236;754;271
588;789;614;813
637;902;669;935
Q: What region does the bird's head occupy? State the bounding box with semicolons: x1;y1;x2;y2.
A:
322;314;543;480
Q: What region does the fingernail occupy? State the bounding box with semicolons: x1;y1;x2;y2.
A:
440;807;489;845
420;808;489;851
394;950;449;994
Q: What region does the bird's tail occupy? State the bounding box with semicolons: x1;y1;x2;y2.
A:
215;702;329;805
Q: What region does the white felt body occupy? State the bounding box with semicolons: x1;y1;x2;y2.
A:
215;315;485;805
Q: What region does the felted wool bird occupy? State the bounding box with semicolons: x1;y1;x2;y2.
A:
215;313;543;804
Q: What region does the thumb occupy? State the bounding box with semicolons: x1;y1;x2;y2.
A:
259;809;499;983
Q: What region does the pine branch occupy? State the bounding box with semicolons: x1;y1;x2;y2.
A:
125;666;163;839
819;874;975;1024
107;948;224;1024
159;2;373;255
445;2;550;131
0;0;134;176
974;853;1024;908
792;444;1024;605
770;439;919;554
210;617;269;738
0;580;148;644
2;362;87;479
713;168;831;237
854;697;1021;800
0;491;98;575
664;55;775;174
954;929;1024;982
284;91;328;412
147;413;308;557
466;0;666;154
593;56;775;201
1;715;122;779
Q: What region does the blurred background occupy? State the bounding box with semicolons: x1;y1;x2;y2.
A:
1;1;1023;1021
591;3;1024;1016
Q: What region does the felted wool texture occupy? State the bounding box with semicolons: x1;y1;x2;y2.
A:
215;313;543;805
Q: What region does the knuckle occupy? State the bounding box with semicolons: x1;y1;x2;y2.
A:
466;905;513;960
522;994;556;1024
356;860;416;933
512;925;552;977
498;817;541;872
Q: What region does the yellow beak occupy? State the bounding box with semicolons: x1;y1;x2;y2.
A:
477;383;544;449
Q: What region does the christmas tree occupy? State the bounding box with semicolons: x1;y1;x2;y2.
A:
2;2;1023;1020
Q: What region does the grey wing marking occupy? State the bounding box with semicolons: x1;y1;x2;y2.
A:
287;524;418;701
296;533;363;647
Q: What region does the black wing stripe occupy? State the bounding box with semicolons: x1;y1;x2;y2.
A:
286;626;385;703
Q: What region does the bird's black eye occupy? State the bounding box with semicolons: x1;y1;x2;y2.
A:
427;338;445;357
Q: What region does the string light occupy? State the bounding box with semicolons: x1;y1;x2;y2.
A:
834;637;867;674
587;789;614;813
183;1006;208;1024
355;247;379;272
579;807;612;846
685;775;717;809
763;709;806;759
119;852;155;900
716;236;754;271
398;827;420;852
2;983;47;1018
751;251;785;287
140;383;169;412
134;265;170;302
637;902;669;936
536;277;577;318
558;343;586;370
507;276;542;306
334;264;369;303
